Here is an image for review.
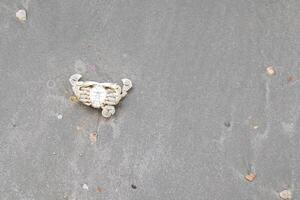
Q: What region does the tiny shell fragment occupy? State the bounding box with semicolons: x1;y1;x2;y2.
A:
16;9;27;22
245;173;256;182
279;190;292;200
266;66;276;76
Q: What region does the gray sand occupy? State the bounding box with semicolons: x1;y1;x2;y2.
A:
0;0;299;199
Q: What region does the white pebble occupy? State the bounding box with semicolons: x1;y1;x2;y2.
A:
16;9;27;22
82;184;89;190
266;66;276;76
57;114;63;120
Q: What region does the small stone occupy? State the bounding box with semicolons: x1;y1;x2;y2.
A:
287;76;295;84
96;187;102;193
57;114;63;120
253;125;259;129
16;9;27;22
131;184;137;189
89;132;97;144
82;184;89;190
279;190;292;200
245;173;256;182
266;66;276;76
52;152;56;155
224;121;231;128
248;118;259;130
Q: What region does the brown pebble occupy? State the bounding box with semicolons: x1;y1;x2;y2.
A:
266;66;276;76
245;173;256;182
287;75;295;84
96;187;102;193
89;132;97;144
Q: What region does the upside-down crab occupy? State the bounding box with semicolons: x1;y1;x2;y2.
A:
69;74;132;118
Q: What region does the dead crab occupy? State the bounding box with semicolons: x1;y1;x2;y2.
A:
69;74;132;118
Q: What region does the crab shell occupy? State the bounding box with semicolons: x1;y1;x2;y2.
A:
69;74;132;117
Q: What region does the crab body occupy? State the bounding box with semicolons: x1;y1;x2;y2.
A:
69;74;132;117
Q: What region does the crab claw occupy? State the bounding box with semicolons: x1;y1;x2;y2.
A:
69;74;82;86
102;105;115;118
121;78;132;92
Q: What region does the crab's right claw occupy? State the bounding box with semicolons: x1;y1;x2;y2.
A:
121;78;132;92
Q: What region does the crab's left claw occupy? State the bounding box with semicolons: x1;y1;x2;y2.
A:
102;105;115;118
69;74;82;86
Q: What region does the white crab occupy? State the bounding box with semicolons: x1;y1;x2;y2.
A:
69;74;132;118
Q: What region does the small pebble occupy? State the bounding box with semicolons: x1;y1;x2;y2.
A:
89;132;97;144
57;114;63;120
52;152;56;155
82;184;89;190
245;173;256;182
287;75;295;84
253;125;259;129
266;66;276;76
16;9;27;22
131;184;137;189
279;190;292;200
96;187;102;193
224;121;231;128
